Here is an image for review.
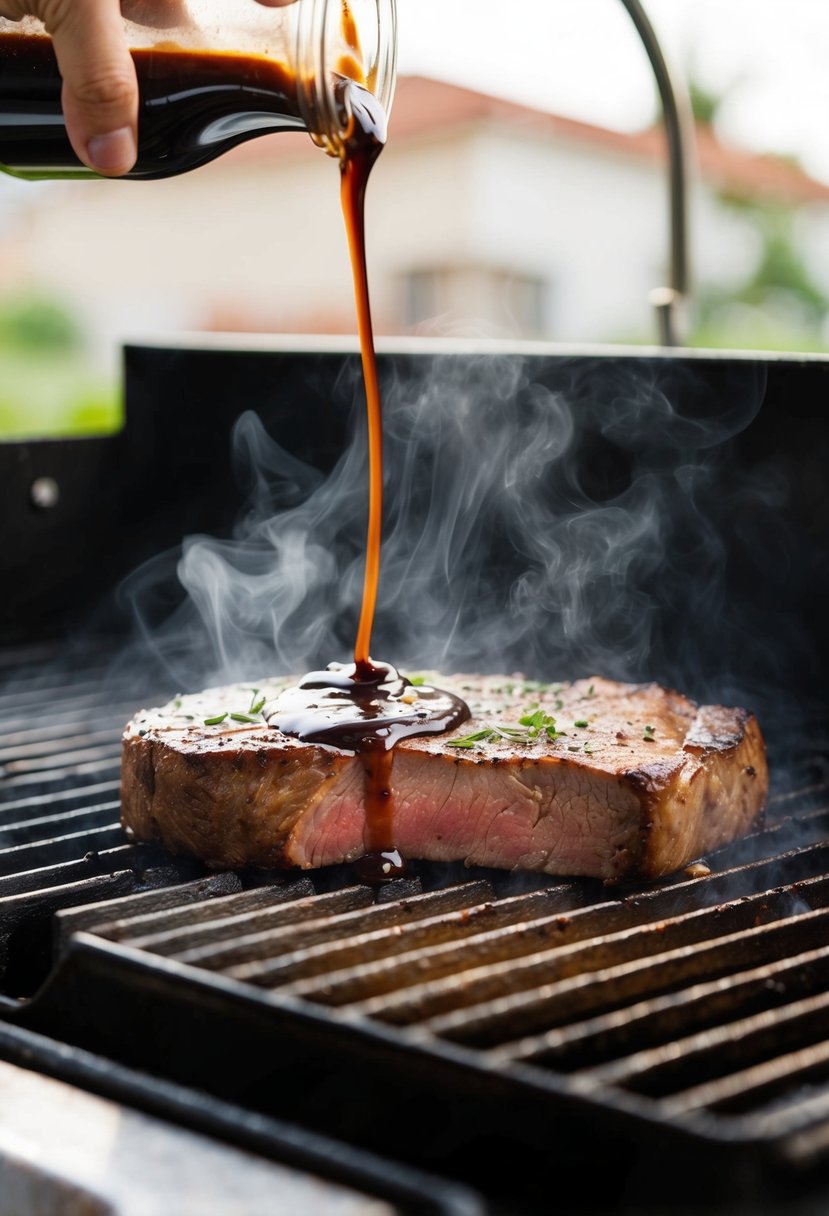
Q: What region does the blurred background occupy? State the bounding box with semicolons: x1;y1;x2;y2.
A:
2;0;829;438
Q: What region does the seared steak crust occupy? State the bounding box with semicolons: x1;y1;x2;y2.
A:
121;676;767;881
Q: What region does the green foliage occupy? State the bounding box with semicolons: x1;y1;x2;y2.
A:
688;79;721;127
0;349;121;439
676;72;829;352
0;293;83;353
741;211;826;318
692;197;829;350
0;290;122;438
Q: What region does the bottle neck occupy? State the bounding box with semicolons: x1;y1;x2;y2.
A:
295;0;397;159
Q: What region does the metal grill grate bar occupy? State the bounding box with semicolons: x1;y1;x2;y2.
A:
80;878;316;944
182;882;513;974
0;782;121;822
3;745;121;776
491;941;829;1068
0;729;126;763
0;844;156;899
0;710;139;748
0;757;120;792
213;884;582;982
0;801;121;848
660;1037;829;1121
580;989;829;1096
0;862;189;996
420;904;829;1043
120;886;378;957
0;821;126;876
54;872;249;951
275;876;829;1016
0;680;111;713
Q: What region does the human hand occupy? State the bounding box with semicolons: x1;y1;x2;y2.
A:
0;0;299;176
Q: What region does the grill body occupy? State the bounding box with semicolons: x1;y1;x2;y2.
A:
2;339;829;1212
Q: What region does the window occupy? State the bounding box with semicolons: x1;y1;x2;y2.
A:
402;265;549;338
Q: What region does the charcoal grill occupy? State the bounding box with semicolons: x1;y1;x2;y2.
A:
2;339;829;1214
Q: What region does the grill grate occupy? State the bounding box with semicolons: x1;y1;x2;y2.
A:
74;802;829;1141
2;651;829;1206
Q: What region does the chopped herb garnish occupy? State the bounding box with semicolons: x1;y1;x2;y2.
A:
449;707;566;749
231;712;261;724
204;713;228;726
568;745;581;752
554;698;564;711
643;724;656;742
583;742;593;754
173;697;182;709
447;729;499;749
249;696;266;715
587;684;595;698
519;709;565;740
408;675;427;687
574;719;589;729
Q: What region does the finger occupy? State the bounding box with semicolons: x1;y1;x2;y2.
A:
48;0;138;175
121;0;189;28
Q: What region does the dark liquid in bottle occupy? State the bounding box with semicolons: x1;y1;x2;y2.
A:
0;33;305;179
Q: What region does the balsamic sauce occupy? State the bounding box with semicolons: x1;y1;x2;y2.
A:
266;661;469;877
269;83;471;878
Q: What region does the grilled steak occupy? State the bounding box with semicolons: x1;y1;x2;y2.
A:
121;675;767;881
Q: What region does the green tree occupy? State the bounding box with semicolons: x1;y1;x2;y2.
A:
683;74;828;348
0;293;83;353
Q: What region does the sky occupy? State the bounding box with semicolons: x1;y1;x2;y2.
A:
395;0;829;184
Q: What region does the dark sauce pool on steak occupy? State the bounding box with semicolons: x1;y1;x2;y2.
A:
267;84;470;879
266;662;469;878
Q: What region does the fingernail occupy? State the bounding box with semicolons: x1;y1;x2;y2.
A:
86;127;136;175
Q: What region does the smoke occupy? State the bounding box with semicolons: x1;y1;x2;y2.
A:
116;344;823;778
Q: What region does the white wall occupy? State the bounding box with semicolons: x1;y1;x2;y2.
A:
5;110;829;368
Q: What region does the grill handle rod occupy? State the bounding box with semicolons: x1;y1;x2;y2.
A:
619;0;694;346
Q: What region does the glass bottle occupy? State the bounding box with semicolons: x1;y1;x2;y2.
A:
0;0;397;179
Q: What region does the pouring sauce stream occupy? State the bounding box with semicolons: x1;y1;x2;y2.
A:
267;82;470;877
339;84;386;677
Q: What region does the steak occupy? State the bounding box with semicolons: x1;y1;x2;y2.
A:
121;675;767;881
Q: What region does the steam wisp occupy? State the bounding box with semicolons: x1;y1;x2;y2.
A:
118;347;822;784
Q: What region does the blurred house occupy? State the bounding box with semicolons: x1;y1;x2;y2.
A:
3;73;829;368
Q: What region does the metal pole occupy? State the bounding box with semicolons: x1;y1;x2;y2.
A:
619;0;695;346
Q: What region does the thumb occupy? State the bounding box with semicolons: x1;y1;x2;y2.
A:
48;0;138;175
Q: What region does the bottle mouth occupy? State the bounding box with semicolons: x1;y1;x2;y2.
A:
295;0;397;159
